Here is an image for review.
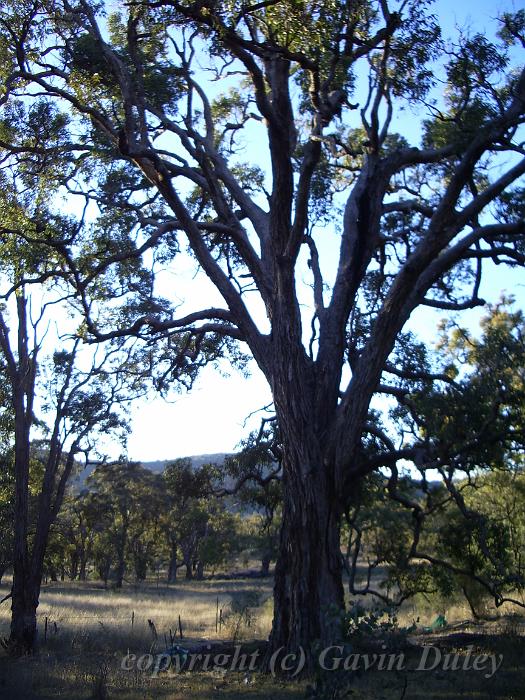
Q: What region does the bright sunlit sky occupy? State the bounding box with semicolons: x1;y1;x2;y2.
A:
119;0;524;462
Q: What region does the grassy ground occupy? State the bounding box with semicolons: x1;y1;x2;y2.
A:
0;577;524;699
0;577;275;648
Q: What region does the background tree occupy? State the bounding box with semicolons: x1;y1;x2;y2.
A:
192;500;241;579
44;489;106;582
221;431;282;575
86;461;162;587
0;77;145;651
0;0;524;659
161;457;222;581
0;289;133;652
344;302;525;613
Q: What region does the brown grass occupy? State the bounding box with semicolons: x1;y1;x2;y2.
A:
0;577;274;651
0;577;524;699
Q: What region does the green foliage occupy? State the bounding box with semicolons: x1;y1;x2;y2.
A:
85;461;164;584
387;0;441;101
412;301;525;472
437;509;512;583
497;9;525;47
223;430;282;569
68;11;183;115
374;302;525;613
340;601;414;646
0;360;13;450
0;99;71;193
160;458;240;577
343;472;445;605
306;602;415;698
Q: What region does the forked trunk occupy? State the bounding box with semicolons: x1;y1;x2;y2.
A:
7;405;35;654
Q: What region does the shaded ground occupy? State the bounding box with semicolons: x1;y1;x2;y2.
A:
0;579;524;699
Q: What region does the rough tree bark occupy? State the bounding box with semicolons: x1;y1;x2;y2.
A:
4;295;39;654
269;457;345;653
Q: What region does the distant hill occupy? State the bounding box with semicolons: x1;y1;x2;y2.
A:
71;453;231;491
141;453;230;474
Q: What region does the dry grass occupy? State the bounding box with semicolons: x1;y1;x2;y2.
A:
0;576;275;652
1;577;525;699
0;576;283;699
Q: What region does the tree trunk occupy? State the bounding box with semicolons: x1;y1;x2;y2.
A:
79;556;87;581
461;583;495;621
134;553;147;582
9;513;51;654
267;448;345;665
114;520;128;589
260;553;271;576
167;542;178;584
195;560;204;580
115;560;125;588
69;552;79;581
8;577;39;655
262;314;348;664
181;545;193;580
8;377;34;654
96;555;111;587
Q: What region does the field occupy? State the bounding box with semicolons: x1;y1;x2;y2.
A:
1;576;525;699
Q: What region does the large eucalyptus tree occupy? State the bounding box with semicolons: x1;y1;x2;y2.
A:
1;0;524;657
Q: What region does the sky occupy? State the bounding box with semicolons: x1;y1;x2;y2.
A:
117;0;525;462
125;269;525;463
